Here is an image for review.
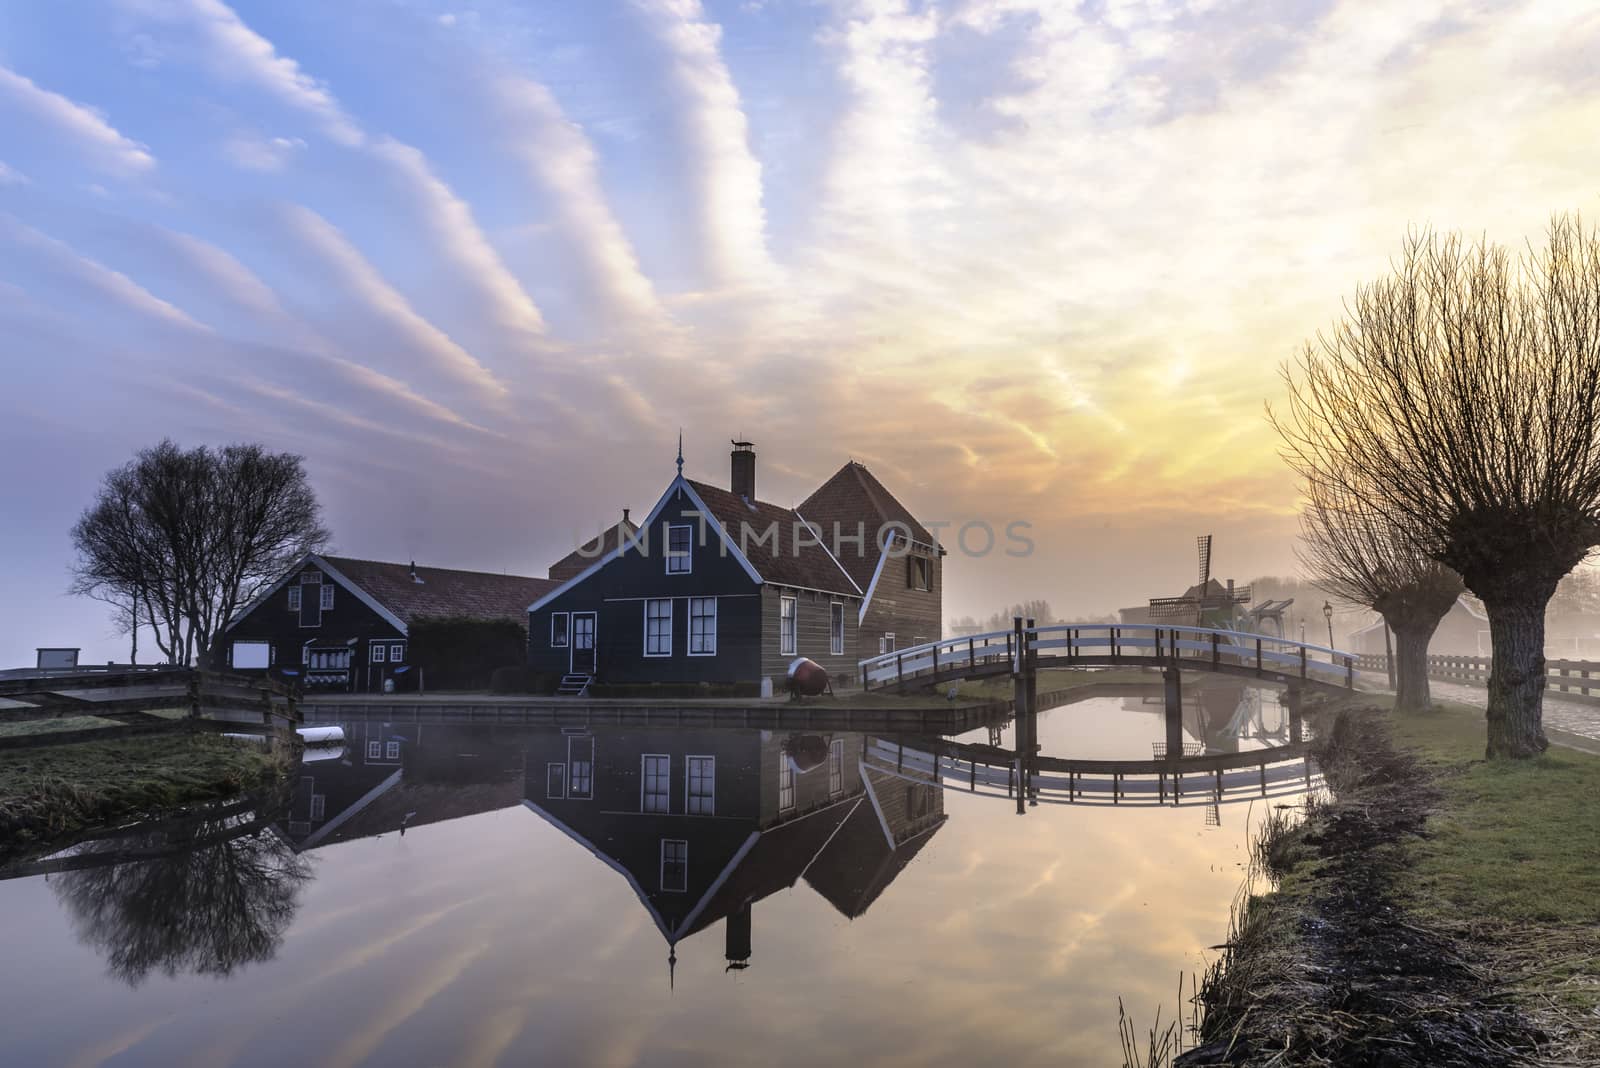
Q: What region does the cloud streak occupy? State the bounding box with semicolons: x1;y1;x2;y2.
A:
0;64;155;175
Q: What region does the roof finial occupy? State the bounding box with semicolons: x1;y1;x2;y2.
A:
676;430;684;476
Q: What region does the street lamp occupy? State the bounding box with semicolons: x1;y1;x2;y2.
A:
1323;600;1335;654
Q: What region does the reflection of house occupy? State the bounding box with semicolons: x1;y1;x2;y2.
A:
280;722;524;850
522;725;945;977
224;555;557;693
1122;679;1287;753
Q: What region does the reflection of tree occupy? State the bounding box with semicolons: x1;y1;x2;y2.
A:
53;815;312;986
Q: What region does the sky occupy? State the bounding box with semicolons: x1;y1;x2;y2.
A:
3;0;1599;665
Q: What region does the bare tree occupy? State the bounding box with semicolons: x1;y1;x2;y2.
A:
71;441;329;667
1297;474;1464;713
1274;216;1600;757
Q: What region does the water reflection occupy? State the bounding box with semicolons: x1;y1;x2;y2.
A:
47;805;311;986
0;692;1303;1067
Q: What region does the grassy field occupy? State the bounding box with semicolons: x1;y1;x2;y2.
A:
0;731;287;863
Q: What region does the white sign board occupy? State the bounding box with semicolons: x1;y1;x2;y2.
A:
36;648;79;670
231;641;272;670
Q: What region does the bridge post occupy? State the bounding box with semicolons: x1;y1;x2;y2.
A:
1012;616;1030;815
1163;665;1183;771
1211;632;1220;669
1286;685;1304;745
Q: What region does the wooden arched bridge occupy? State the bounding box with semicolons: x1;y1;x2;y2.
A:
859;622;1358;695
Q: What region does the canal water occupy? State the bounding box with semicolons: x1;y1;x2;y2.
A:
0;684;1297;1067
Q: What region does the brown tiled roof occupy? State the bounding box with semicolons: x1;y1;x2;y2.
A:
685;479;861;597
549;517;639;581
323;556;557;625
799;461;935;592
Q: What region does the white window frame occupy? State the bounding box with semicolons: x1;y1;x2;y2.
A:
829;738;844;796
880;632;896;654
665;524;693;575
320;583;335;610
779;595;797;656
686;755;715;815
230;640;272;670
568;736;594;800
371;643;386;663
688;597;717;656
367;740;381;760
830;602;845;656
385;740;400;760
547;762;567;799
390;643;404;662
641;753;671;813
550;612;570;648
660;839;688;893
287;586;301;611
310;793;325;821
644;599;673;657
778;750;795;811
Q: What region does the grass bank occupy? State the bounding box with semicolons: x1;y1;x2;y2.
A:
0;731;290;864
1178;696;1600;1066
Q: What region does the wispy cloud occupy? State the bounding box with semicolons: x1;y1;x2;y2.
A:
279;203;510;403
630;0;779;291
221;132;306;171
0;161;27;185
0;215;204;330
492;75;673;333
0;64;154;175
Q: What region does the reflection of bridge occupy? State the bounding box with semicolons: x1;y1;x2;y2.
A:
860;623;1356;694
864;736;1317;809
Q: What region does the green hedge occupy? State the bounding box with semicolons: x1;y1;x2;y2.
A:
408;616;527;691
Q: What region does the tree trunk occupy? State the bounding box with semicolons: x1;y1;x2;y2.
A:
1391;623;1434;713
1482;598;1550;759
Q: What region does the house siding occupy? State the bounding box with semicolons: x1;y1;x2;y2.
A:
759;585;860;687
223;562;405;693
859;546;942;660
529;487;765;685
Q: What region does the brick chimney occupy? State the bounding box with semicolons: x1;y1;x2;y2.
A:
731;440;756;500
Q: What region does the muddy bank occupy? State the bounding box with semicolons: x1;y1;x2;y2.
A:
1177;704;1542;1067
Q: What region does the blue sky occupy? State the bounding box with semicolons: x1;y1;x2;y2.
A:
3;0;1599;664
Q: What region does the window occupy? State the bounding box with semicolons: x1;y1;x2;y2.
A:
687;755;715;815
778;750;795;811
568;737;593;799
231;640;271;669
288;586;301;611
550;612;569;647
372;643;386;663
829;738;844;797
385;741;400;760
310;794;325;821
907;555;931;591
665;524;692;574
688;597;717;655
390;644;404;662
642;754;670;812
547;762;566;798
320;583;335;610
300;572;322;584
660;840;688;892
830;603;845;656
367;740;381;760
779;596;797;656
880;632;896;654
644;599;673;657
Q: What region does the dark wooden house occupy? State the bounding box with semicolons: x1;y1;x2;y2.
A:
527;443;867;694
223;555;556;693
800;460;945;659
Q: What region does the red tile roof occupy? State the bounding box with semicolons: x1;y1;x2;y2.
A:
799;461;935;593
323;556;557;625
685;479;861;597
549;517;639;581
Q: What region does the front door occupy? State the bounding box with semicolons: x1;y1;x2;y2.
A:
571;612;597;675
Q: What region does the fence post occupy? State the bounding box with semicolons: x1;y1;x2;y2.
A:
1345;656;1354;689
896;652;904;689
1255;638;1263;677
969;638;975;671
186;671;202;721
1299;645;1307;679
1211;632;1220;669
932;641;939;679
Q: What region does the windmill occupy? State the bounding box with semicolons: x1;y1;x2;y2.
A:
1147;535;1253;626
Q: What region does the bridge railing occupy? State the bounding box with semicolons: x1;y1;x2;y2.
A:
859;623;1356;692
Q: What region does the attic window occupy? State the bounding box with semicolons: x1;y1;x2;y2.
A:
907;555;931;591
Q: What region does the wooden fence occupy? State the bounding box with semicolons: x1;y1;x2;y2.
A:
1354;652;1600;703
0;667;301;752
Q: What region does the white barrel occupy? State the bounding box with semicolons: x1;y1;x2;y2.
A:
297;725;345;746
